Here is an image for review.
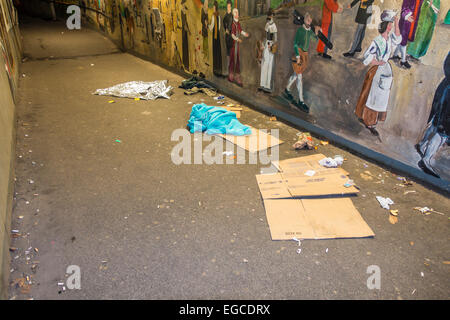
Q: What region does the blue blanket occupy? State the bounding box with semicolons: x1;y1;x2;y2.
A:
187;104;252;136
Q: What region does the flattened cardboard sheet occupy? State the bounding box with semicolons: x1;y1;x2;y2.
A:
272;154;349;175
218;127;283;153
256;171;359;199
263;198;375;240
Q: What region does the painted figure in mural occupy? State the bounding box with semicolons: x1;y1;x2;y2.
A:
407;0;440;60
201;0;209;62
317;0;343;60
181;0;191;72
223;1;233;77
228;7;249;87
209;1;222;76
392;0;424;69
354;10;402;137
415;53;450;178
343;0;375;58
283;12;321;113
259;8;277;93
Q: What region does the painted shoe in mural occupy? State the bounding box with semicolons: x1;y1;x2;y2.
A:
355;48;362;53
319;53;332;60
415;144;424;157
235;75;243;87
367;126;380;137
293;100;310;113
401;61;412;69
282;89;294;102
343;51;355;58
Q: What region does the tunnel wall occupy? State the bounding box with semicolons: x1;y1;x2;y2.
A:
0;0;21;299
22;0;450;183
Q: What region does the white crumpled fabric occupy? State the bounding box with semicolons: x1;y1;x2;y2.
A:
94;80;173;100
376;196;394;210
318;155;344;168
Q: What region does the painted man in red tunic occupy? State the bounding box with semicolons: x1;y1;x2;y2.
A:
317;0;343;60
228;8;249;87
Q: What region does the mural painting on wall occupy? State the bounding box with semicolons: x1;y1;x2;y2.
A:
75;1;449;181
0;0;15;85
415;52;449;179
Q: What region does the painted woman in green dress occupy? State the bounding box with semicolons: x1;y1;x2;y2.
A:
407;0;440;59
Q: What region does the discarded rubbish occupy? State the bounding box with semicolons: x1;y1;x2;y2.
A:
389;215;398;224
414;207;445;216
320;141;329;146
94;80;173;100
214;96;225;100
293;132;313;150
187;104;251;136
390;210;399;217
297;248;302;254
319;156;344;168
344;180;355;188
292;238;301;246
179;76;215;90
269;116;277;121
222;151;234;156
108;100;115;104
304;170;316;177
184;87;217;97
376;196;394;210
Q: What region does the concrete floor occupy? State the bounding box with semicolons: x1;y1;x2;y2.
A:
8;18;450;300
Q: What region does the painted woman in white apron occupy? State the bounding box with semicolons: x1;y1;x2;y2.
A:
355;10;402;137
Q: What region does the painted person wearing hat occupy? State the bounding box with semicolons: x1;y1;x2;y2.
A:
283;12;322;113
354;10;402;137
259;8;278;93
343;0;375;58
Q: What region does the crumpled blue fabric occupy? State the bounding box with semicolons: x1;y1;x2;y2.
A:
187;103;252;136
